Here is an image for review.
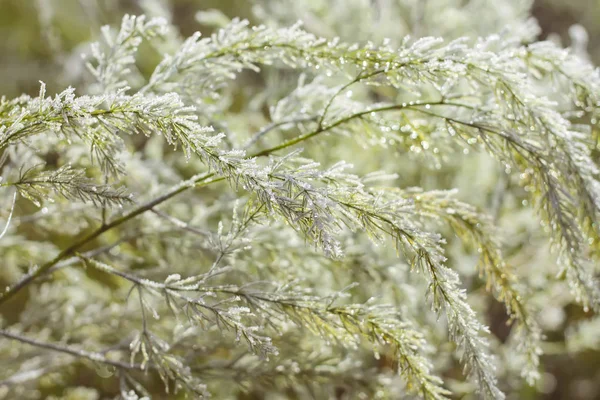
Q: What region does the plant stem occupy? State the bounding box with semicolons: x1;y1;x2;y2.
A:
250;100;455;157
0;329;141;371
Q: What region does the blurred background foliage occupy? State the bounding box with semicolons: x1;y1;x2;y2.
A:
0;0;599;399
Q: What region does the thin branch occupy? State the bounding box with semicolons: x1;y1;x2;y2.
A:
316;70;379;130
150;208;211;237
250;100;450;157
0;359;72;387
0;329;141;371
0;190;17;240
242;115;319;150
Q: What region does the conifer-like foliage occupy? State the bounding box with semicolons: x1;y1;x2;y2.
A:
1;1;599;399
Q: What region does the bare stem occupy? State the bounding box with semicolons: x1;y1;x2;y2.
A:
243;116;319;150
0;329;141;371
250;100;454;157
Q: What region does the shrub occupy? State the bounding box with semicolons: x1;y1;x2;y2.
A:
1;1;599;399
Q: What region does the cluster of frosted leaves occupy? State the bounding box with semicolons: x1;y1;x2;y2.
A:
399;188;543;382
140;17;347;113
85;14;169;94
80;249;449;399
185;19;599;311
7;164;131;208
266;77;546;382
196;349;409;398
248;36;600;311
0;80;218;180
522;40;600;154
17;201;436;399
228;285;450;399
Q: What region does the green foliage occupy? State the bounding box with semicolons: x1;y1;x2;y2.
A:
1;1;599;399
